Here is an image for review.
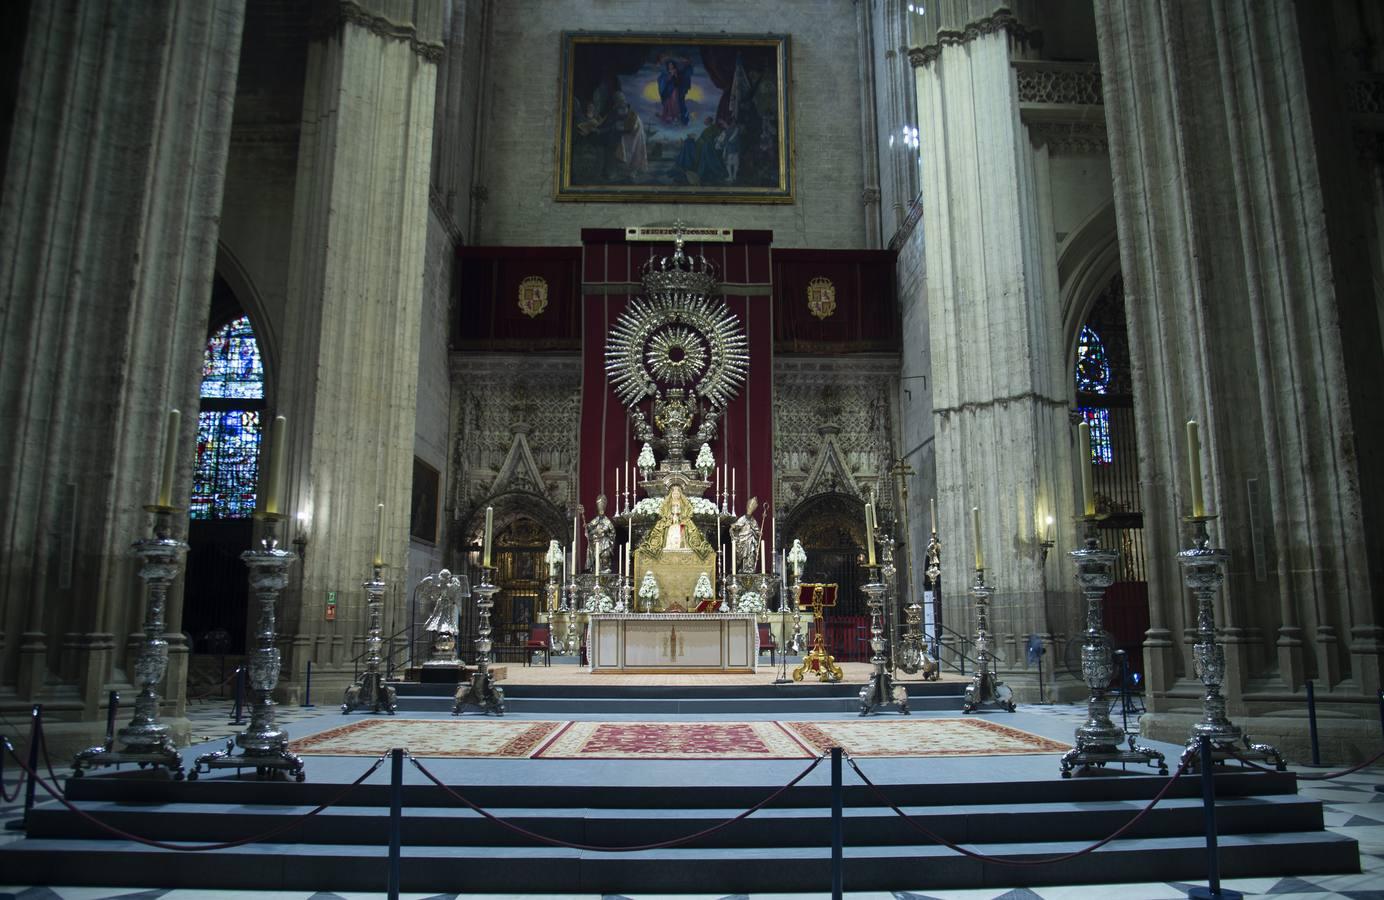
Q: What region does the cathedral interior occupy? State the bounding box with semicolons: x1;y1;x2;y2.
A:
1;0;1382;897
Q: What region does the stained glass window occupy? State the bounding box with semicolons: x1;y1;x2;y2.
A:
200;316;264;399
1075;325;1113;466
191;316;265;519
191;410;261;518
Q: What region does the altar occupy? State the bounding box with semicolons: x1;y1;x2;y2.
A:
588;613;758;673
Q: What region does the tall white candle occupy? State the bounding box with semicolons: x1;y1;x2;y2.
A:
573;513;580;569
373;502;384;567
614;467;619;514
865;502;877;566
1079;421;1096;516
157;408;181;507
482;505;493;567
972;506;984;571
760;538;766;574
262;414;288;515
1187;420;1205;517
731;541;737;576
930;497;937;534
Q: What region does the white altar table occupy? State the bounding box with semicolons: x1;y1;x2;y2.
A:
588;613;758;673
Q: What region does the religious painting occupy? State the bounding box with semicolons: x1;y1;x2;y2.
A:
556;32;793;203
410;457;439;544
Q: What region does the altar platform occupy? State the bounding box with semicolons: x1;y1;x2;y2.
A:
0;705;1363;895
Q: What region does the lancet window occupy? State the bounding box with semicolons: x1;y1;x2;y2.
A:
1075;324;1113;466
191;316;264;519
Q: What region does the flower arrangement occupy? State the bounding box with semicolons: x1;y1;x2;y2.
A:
632;495;717;516
695;443;715;475
545;539;563;574
734;591;766;616
787;538;807;577
693;572;714;601
638;571;660;601
585;590;615;614
637;442;656;472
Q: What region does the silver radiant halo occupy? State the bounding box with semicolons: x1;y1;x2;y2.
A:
646;326;707;385
605;293;749;410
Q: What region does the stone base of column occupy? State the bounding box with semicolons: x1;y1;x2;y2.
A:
1140;711;1381;766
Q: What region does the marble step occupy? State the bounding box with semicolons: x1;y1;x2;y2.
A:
0;830;1360;893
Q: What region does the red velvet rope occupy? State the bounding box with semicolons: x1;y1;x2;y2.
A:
1225;746;1384;781
409;751;826;852
3;742;384;852
846;753;1191;867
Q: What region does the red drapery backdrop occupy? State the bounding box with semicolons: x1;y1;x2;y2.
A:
579;229;774;543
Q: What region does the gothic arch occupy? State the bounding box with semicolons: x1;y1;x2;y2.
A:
1058;198;1121;366
454;490;569;561
214;242;278;401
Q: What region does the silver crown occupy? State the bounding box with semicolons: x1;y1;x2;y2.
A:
640;230;718;298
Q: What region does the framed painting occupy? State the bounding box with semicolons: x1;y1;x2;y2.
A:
410;457;440;544
556;32;793;204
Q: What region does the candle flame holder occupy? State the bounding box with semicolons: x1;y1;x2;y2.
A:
341;564;398;715
962;568;1015;713
192;514;304;781
1060;517;1167;777
1177;515;1284;770
453;565;505;715
73;505;189;779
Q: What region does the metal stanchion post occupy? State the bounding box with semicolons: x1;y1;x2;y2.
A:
1188;735;1243;900
5;704;41;831
831;746;843;900
1306;680;1323;767
229;667;246;725
302;660;315;708
388;747;403;900
103;691;120;750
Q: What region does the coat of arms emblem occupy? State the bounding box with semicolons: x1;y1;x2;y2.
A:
518;275;548;318
806;276;836;320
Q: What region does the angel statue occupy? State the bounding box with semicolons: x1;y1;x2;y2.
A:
418;569;469;667
586;494;615;574
730;496;762;573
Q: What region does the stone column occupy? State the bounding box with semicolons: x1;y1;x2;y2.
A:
276;0;441;700
1094;0;1383;735
910;5;1081;701
0;0;245;752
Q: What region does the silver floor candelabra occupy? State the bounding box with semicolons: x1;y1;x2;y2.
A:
453;565;505;715
192;516;304;781
341;564;397;715
1060;518;1167;777
859;565;909;716
73;505;189;779
1178;516;1284;770
962;568;1015;713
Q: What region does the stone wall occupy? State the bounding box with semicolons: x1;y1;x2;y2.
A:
471;0;869;248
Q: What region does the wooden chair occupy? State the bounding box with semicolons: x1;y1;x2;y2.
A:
524;623;551;667
757;622;777;666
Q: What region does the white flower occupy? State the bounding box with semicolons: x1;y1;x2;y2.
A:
734;591;766;615
585;590;616;613
637;443;656;470
545;539;563;567
788;538;808;566
632;496;717;516
638;571;660;600
695;443;715;472
693;572;714;599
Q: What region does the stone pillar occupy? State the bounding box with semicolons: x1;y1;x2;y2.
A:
910;5;1081;701
0;0;245;752
1094;0;1383;736
276;0;441;700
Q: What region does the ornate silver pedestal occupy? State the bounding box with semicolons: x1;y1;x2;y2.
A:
962;569;1015;713
192;520;304;781
453;566;505;715
73;506;189;779
1060;519;1167;777
341;565;397;715
1178;516;1284;770
859;566;909;716
897;529;940;680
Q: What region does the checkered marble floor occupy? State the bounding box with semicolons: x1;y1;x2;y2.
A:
2;701;1382;900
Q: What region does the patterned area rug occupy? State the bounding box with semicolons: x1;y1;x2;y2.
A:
288;718;564;758
532;721;815;759
782;718;1071;757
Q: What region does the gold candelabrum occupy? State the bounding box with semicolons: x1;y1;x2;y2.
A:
792;583;843;682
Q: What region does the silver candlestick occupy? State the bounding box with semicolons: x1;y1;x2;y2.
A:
341;564;397;715
1178;515;1284;770
73;505;189;779
962;568;1015;713
1060;518;1167;777
453;565;505;715
192;516;304;781
859;565;909;716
